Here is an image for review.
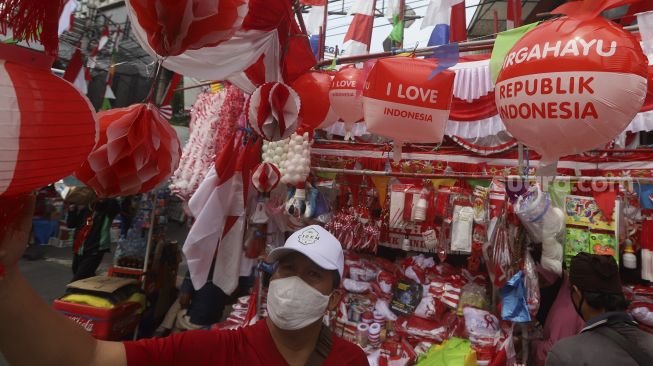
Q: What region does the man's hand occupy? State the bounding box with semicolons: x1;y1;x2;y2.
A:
0;193;35;281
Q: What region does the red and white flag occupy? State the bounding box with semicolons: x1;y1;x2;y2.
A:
58;0;78;36
87;25;110;70
343;0;376;56
421;0;466;42
306;4;326;35
506;0;522;29
183;133;261;293
62;48;87;94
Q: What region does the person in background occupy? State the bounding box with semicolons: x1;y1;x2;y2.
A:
119;196;138;239
530;266;584;366
546;253;653;366
0;197;369;366
154;270;228;336
67;197;120;282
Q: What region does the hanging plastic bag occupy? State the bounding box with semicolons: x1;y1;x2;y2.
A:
500;271;531;323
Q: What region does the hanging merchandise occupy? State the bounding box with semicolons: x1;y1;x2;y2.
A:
262;139;290;173
247;82;300;141
170;84;245;199
127;0;315;92
514;185;565;275
251;162;281;194
292;71;338;132
329;65;365;139
75;103;181;198
183;131;261;292
245;162;281;258
500;271;531;323
126;0;248;56
280;133;311;186
494;1;649;164
363;57;455;159
0;44;98;197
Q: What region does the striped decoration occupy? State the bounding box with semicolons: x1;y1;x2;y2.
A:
251;162;281;193
247;82;300;141
0;44;98;197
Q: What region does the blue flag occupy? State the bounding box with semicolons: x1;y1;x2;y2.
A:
309;35;320;61
427;24;450;47
427;42;459;80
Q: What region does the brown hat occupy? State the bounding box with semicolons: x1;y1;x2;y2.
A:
569;253;622;294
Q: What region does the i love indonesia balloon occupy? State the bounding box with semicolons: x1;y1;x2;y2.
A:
292;71;338;132
329;65;364;135
363;57;455;144
495;2;648;164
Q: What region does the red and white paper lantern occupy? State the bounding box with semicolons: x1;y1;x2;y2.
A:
126;0;248;56
247;82;300;141
0;44;98;197
251;162;281;193
329;65;365;133
495;6;649;164
75;103;181;197
363;57;455;144
292;71;338;132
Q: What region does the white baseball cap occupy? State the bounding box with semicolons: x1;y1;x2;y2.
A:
268;225;344;278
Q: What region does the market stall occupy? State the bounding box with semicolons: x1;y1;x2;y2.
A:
1;0;653;364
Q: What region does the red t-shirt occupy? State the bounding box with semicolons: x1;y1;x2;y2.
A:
124;320;369;366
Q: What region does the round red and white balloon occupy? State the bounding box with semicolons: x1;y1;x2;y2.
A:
0;44;98;197
495;15;648;163
363;57;455;144
247;82;300;141
251;162;281;193
292;71;338;132
75;104;181;198
126;0;248;56
329;65;365;125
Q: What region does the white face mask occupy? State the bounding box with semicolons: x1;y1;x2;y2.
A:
267;276;331;330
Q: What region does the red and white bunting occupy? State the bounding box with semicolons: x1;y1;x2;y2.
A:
506;0;522;29
58;0;78;36
62;48;88;94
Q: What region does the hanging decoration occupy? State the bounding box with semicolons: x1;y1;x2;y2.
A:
495;1;649;164
329;65;365;139
251;162;281;194
292;71;338;133
363;57;455;144
247;82;300;141
126;0;248;56
0;44;98;197
75;103;181;198
170;84;245;200
0;0;63;55
126;0;314;92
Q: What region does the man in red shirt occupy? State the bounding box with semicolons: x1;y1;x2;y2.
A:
0;195;369;366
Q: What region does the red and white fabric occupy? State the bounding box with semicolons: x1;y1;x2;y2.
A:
251;162;281;193
183;132;261;293
421;0;463;29
87;25;110;70
306;4;326;35
58;0;78;36
62;48;88;94
170;85;245;200
637;11;653;54
343;0;375;56
0;44;98;197
506;0;522;29
127;0;314;93
247;82;300;141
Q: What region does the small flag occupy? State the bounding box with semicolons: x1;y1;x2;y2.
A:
63;48;87;94
506;0;522;29
309;34;320;60
159;105;173;120
343;0;375;56
58;0;78;36
421;0;466;43
387;0;404;43
489;22;539;82
428;43;459;80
